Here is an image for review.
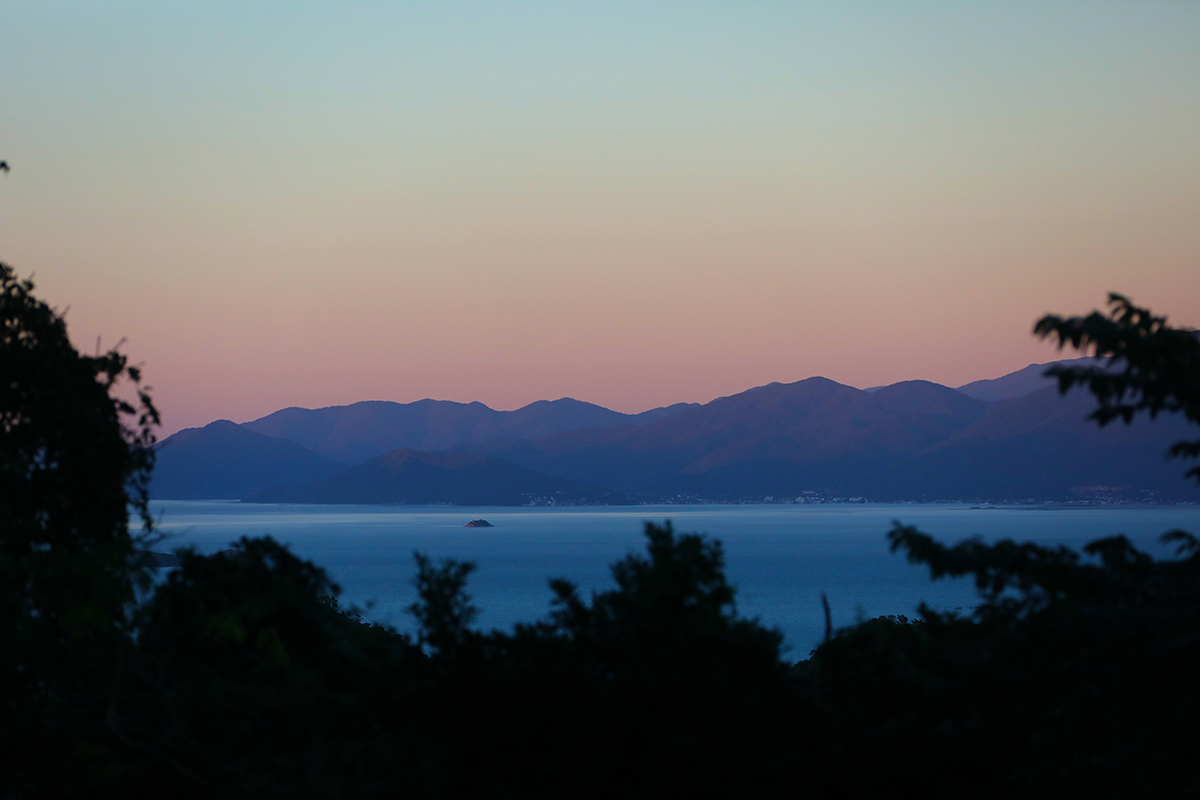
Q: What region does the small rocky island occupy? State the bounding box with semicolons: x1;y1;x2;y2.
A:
464;519;493;528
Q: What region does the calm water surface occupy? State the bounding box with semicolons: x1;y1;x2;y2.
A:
147;502;1200;656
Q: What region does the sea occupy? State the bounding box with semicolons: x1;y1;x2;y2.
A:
146;501;1200;658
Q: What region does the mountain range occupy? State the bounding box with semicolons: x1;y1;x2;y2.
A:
243;449;625;506
243;398;697;464
150;360;1196;504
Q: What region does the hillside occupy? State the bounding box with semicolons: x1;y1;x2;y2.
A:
892;385;1195;499
151;421;344;499
469;378;1192;501
243;449;624;506
955;357;1099;402
472;378;991;497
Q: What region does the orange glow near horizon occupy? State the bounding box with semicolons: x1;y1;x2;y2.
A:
2;3;1198;435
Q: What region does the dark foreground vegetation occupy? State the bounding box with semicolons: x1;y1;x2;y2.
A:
3;261;1199;798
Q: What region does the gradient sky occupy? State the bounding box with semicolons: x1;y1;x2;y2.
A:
2;1;1198;436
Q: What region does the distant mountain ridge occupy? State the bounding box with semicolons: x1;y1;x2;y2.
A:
462;378;987;497
955;357;1100;402
152;398;698;501
150;359;1197;504
243;397;698;465
460;377;1190;501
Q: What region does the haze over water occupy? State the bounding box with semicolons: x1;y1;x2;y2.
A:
150;501;1200;654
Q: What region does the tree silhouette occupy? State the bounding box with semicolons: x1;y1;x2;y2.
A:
0;262;159;793
1036;293;1200;482
799;294;1200;796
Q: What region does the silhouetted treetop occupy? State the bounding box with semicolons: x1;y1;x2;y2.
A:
1036;292;1200;482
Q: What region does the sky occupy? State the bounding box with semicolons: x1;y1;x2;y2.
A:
2;1;1198;436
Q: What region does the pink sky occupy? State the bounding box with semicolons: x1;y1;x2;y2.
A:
2;3;1198;435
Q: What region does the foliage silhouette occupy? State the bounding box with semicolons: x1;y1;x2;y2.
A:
0;263;158;794
408;552;478;654
797;295;1200;795
799;520;1200;796
1036;292;1200;482
117;537;419;797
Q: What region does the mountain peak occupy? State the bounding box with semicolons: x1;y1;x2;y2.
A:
152;421;342;499
956;357;1100;402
